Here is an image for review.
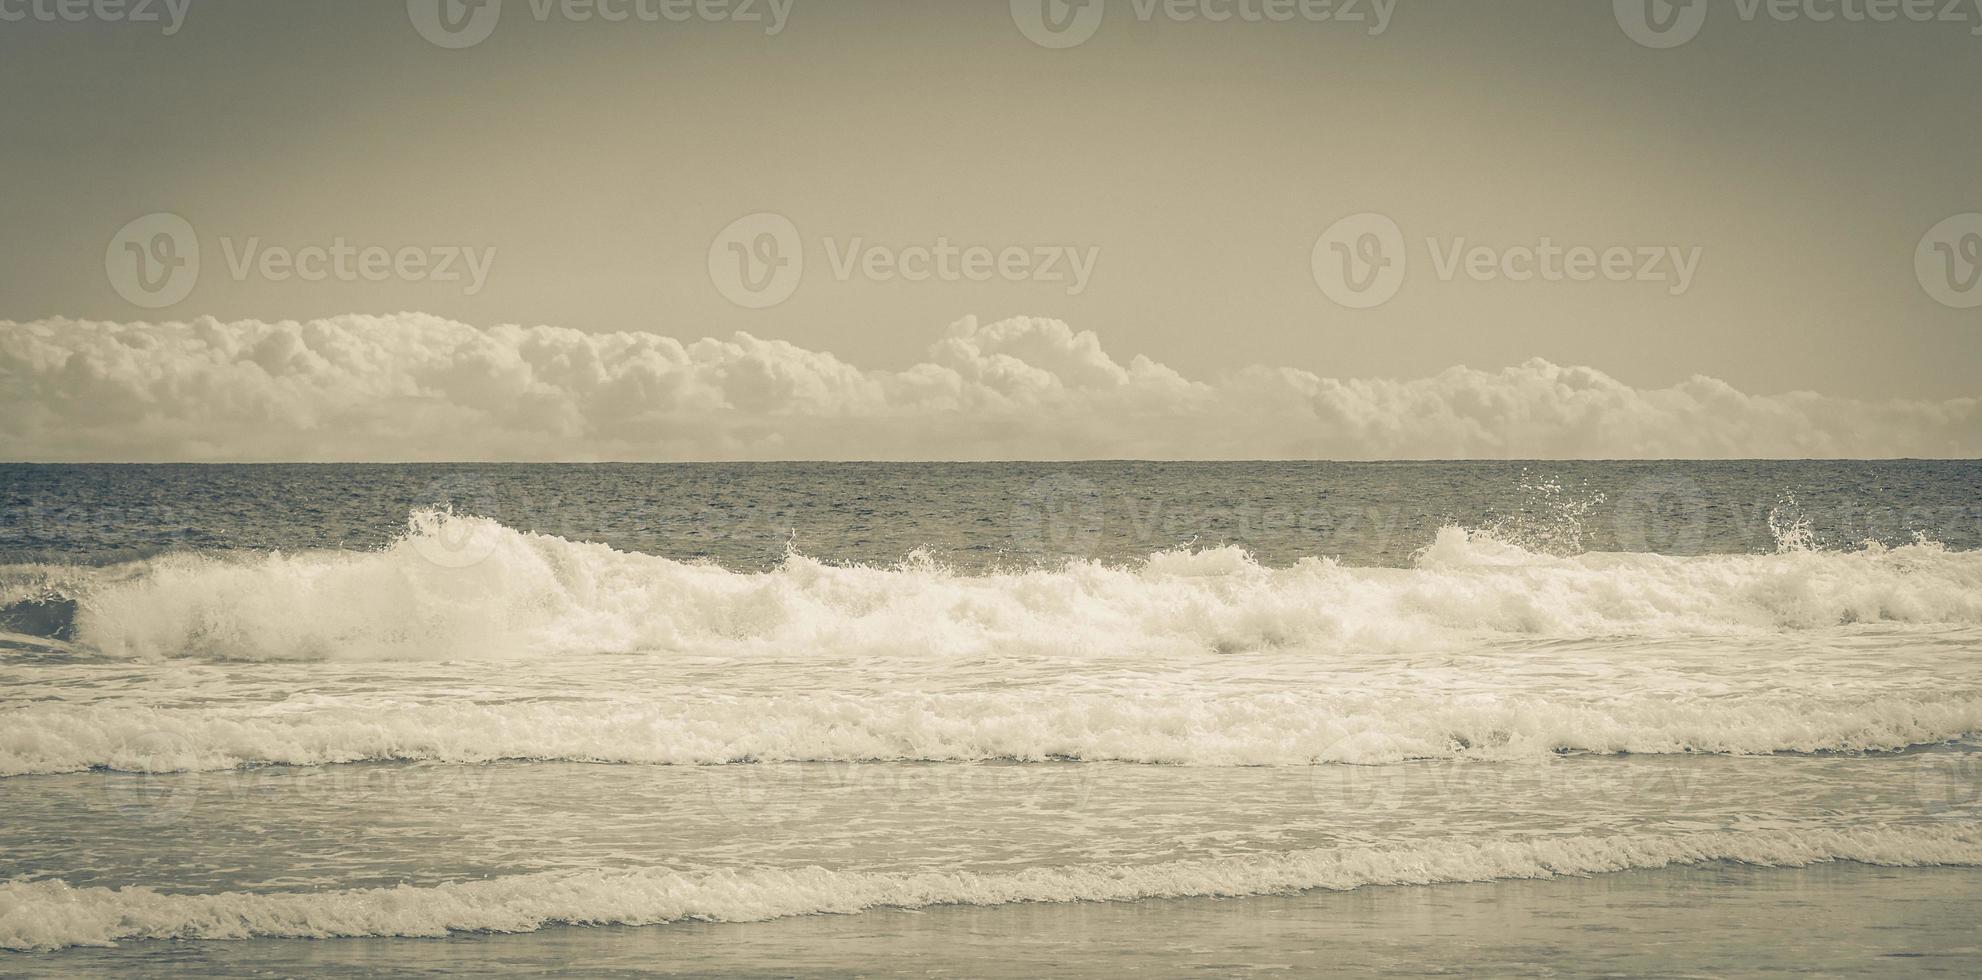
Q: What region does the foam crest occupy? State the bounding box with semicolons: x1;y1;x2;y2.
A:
19;512;1982;662
3;826;1976;951
4;692;1976;774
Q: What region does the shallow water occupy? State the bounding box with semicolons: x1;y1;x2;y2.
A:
14;864;1974;978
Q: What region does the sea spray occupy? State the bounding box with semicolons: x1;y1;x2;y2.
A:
1;511;1973;663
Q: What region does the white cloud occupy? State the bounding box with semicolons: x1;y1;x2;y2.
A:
1;314;1974;460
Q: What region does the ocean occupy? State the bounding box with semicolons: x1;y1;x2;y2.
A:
1;461;1978;976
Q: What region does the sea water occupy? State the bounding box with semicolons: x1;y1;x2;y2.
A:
0;461;1977;975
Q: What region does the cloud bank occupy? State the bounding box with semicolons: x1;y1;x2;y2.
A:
1;314;1975;461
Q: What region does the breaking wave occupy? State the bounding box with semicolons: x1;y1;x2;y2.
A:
3;693;1978;775
1;510;1978;663
4;825;1977;952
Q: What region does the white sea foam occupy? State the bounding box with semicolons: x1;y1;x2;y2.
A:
3;513;1976;773
2;691;1977;775
22;512;1982;663
2;825;1976;951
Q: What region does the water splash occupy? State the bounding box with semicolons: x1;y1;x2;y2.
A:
23;511;1977;663
1483;471;1606;556
1769;493;1820;553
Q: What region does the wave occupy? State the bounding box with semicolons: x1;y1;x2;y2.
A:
3;693;1978;775
4;511;1980;663
4;825;1977;952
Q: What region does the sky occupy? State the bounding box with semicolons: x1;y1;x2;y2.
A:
1;0;1978;460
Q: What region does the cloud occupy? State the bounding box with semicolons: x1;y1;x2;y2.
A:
1;314;1975;461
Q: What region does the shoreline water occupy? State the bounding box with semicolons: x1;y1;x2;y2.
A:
7;863;1977;978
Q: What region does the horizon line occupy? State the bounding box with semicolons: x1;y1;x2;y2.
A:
4;458;1978;466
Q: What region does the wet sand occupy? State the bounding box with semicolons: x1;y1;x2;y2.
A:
11;862;1978;978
